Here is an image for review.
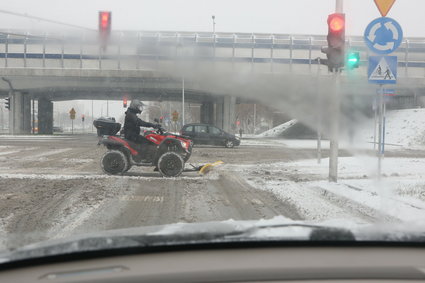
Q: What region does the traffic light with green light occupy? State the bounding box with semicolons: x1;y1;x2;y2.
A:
347;52;360;69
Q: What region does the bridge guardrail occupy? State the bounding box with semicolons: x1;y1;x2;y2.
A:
0;31;424;78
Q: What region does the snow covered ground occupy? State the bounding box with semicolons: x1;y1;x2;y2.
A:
233;156;425;224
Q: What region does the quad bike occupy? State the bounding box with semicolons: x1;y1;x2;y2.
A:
94;117;193;177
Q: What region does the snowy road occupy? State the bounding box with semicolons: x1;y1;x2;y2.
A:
1;134;425;250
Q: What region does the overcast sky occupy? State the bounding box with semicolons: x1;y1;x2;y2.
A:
0;0;424;37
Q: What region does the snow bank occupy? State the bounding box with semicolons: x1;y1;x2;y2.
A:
256;119;297;138
358;108;425;148
235;156;425;223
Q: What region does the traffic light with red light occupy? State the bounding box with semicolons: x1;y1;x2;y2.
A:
99;11;111;34
322;13;345;72
99;11;111;49
123;97;128;108
5;97;10;110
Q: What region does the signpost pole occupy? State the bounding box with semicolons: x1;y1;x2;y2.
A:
382;99;387;157
373;96;377;150
377;84;384;179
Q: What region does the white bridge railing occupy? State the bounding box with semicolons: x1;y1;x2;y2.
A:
0;31;424;78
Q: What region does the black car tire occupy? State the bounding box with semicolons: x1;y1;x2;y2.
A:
225;140;234;148
101;150;128;175
158;152;184;177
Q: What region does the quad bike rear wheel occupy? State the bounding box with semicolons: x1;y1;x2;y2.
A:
158;152;184;177
101;150;128;175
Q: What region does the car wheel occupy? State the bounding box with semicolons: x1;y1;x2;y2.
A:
101;150;128;175
158;152;184;177
225;140;234;148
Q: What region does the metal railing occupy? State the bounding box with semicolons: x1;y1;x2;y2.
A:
0;31;424;77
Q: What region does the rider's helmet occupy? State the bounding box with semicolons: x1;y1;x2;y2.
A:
129;99;145;114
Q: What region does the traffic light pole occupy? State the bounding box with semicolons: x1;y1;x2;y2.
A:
336;0;343;13
329;71;340;182
316;57;322;164
328;0;343;182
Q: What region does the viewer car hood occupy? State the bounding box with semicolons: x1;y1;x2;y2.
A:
1;217;425;264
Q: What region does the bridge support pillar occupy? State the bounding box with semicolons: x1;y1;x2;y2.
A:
200;101;214;125
220;96;236;133
8;92;31;134
38;98;53;135
215;102;224;129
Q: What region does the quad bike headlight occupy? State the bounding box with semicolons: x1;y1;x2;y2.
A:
180;140;189;150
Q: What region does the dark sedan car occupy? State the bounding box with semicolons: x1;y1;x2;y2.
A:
181;123;240;148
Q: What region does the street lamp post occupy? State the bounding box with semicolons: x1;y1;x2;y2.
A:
212;15;216;34
100;102;108;117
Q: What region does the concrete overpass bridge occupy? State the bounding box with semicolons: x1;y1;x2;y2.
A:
1;30;425;134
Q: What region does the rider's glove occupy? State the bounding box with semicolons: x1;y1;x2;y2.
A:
154;124;162;129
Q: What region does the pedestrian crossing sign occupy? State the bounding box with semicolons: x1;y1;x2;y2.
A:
368;56;397;84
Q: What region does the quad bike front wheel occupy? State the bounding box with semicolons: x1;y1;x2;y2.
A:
158;152;184;177
101;150;128;175
183;143;193;162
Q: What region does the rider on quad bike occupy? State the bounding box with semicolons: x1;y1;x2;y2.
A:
123;99;161;146
94;99;193;177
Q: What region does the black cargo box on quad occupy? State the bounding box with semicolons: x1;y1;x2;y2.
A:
93;117;121;136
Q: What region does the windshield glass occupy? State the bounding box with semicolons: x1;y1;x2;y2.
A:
1;0;425;257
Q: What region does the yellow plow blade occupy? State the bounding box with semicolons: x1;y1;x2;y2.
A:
199;161;224;175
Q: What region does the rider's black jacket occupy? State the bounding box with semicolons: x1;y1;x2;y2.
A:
123;108;156;141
